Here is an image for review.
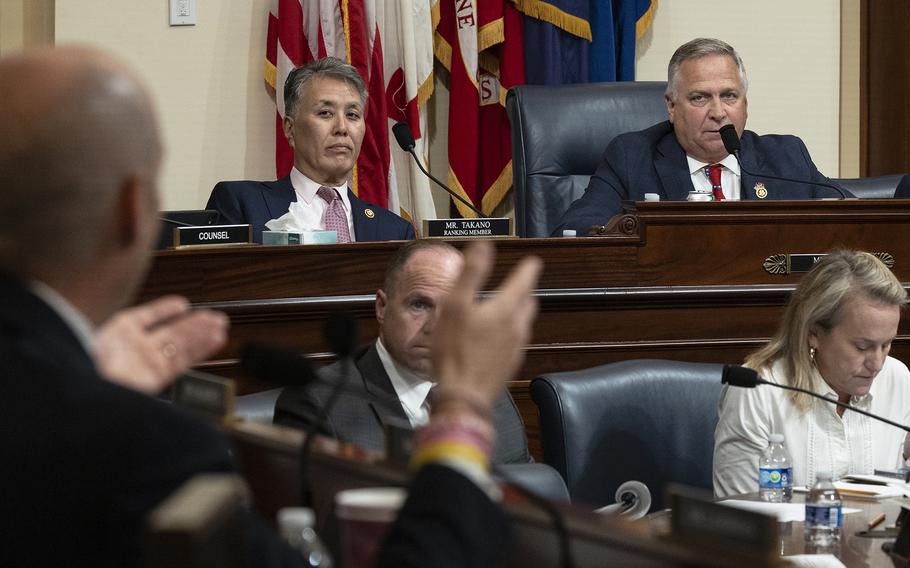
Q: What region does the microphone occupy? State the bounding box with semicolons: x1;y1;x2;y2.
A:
718;124;849;199
159;217;194;227
594;480;652;520
301;313;359;507
240;343;321;387
392;122;488;218
722;364;910;434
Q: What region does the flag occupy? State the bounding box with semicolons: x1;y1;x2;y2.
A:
265;0;437;226
515;0;591;85
435;0;525;217
377;0;437;226
589;0;656;82
265;0;343;177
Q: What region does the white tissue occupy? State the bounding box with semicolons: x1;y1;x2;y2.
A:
265;201;312;232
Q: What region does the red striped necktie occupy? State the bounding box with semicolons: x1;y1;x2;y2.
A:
703;164;725;201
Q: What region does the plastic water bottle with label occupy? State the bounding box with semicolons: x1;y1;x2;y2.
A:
804;471;842;546
758;433;792;502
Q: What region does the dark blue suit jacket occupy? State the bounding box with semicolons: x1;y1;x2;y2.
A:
555;121;848;234
206;177;416;243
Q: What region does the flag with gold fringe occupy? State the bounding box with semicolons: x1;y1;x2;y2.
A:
264;0;437;225
434;0;525;217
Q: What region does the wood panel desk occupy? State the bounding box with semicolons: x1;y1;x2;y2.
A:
648;493;903;567
144;200;910;458
228;420;760;567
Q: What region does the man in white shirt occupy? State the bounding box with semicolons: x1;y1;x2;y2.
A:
206;57;414;243
274;240;533;464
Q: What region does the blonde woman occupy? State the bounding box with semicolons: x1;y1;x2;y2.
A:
714;250;910;497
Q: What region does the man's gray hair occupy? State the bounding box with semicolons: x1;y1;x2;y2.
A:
283;57;367;118
665;38;748;101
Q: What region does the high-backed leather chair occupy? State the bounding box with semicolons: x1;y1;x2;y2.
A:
833;174;904;199
531;359;723;512
506;82;668;237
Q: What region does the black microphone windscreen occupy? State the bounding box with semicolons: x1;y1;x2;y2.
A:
721;365;760;388
719;124;741;155
324;312;358;359
240;343;320;387
392;122;416;151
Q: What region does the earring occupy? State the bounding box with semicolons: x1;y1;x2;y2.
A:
809;346;817;363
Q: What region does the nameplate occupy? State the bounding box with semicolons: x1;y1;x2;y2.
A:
172;371;235;424
173;224;252;248
763;252;894;275
422;218;512;238
262;230;337;245
667;485;778;560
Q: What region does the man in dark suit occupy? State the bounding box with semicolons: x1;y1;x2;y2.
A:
555;38;847;235
207;57;414;243
0;45;538;568
0;47;303;567
275;240;532;464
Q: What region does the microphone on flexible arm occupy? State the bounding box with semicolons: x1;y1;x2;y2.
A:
718;124;849;199
293;312;359;507
721;364;910;435
594;480;652;520
159;217;195;227
240;313;360;508
392;122;488;218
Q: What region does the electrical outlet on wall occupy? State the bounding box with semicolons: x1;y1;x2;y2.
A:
169;0;197;26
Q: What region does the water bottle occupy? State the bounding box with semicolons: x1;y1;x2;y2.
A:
278;507;334;567
804;471;842;547
758;433;793;502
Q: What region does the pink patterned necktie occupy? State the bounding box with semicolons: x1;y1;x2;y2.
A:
316;186;352;243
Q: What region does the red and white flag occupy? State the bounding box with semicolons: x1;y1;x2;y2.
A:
265;0;343;177
265;0;437;228
435;0;524;217
378;0;437;227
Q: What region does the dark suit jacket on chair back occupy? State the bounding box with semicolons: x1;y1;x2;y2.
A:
506;81;668;237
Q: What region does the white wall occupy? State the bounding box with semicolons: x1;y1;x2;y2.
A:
55;1;275;210
636;1;842;176
52;0;846;211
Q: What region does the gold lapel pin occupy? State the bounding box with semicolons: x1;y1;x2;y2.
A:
754;182;768;199
364;208;375;218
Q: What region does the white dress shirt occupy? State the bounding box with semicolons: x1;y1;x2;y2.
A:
714;357;910;498
375;338;435;428
686;154;741;200
287;167;356;239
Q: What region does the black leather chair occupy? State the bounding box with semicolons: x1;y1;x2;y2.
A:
506;82;668;237
833;174;904;199
531;359;723;512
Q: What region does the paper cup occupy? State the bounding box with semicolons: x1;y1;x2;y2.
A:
335;487;406;568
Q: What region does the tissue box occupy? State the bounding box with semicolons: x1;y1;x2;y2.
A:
262;230;337;245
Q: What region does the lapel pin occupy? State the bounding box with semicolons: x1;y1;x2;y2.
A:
364;208;375;218
754;182;768;199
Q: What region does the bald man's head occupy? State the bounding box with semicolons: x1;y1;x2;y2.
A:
0;47;162;310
